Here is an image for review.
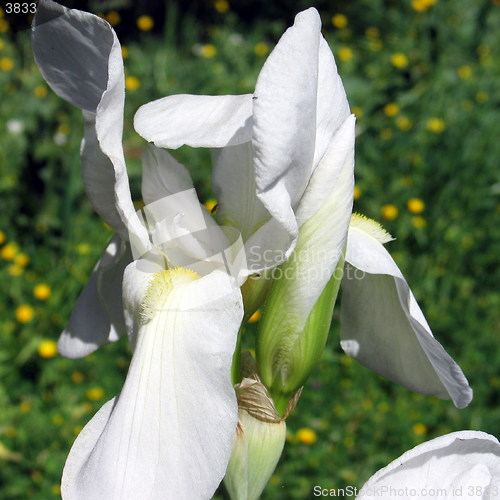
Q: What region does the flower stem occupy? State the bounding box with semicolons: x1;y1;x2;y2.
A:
231;324;245;385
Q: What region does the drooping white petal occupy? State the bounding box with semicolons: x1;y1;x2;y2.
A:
134;94;254;149
62;265;244;500
141;144;194;204
340;222;473;408
33;0;149;247
313;38;351;169
252;8;321;241
58;236;130;358
357;431;500;499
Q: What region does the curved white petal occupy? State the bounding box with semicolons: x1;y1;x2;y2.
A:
134;94;253;149
357;431;500;499
257;135;353;334
313;37;351;169
253;8;321;242
341;225;473;408
141;144;194;205
295;115;355;226
33;0;149;246
62;266;244;500
58;236;130;359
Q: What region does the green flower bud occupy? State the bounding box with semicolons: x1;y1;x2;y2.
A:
224;376;286;500
257;252;344;415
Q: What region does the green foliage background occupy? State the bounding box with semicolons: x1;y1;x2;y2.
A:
0;0;498;498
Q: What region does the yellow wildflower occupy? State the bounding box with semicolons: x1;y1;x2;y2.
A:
14;253;29;266
426;117;446;133
71;371;85;383
8;265;23;276
214;0;229;13
396;116;412;131
125;76;141;91
381;204;399;220
77;243;91;255
0;230;5;245
16;305;34;323
254;42;269;57
38;340;58;359
391;53;409;69
200;44;217;59
353;186;361;200
105;11;121;26
383;103;399;117
407;198;425;214
457;65;472;79
121;46;129;59
411;216;427;229
34;85;48;98
57;123;70;135
137;15;154;32
338;47;353;62
0;19;9;33
296;428;317;445
19;400;32;413
0;57;13;71
351;106;363;118
332;14;348;29
412;422;427;436
34;283;52;300
86;387;105;401
52;414;64;425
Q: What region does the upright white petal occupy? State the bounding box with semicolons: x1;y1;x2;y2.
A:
58;236;130;359
253;8;321;241
295;115;355;226
341;220;473;408
62;265;244;500
134;94;254;149
212;142;269;241
357;431;500;499
141;145;195;205
313;38;351;168
258;131;354;338
32;0;149;247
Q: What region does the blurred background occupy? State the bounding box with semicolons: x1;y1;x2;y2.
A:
0;0;499;498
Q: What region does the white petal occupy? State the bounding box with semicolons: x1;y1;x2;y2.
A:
313;37;351;169
341;226;473;408
134;94;253;149
58;236;130;359
212;142;269;241
141;144;194;205
295;115;355;226
257;135;353;332
253;8;321;241
33;1;149;245
62;266;244;500
357;431;500;499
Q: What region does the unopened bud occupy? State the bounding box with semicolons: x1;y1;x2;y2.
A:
257;254;344;415
224;376;286;500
